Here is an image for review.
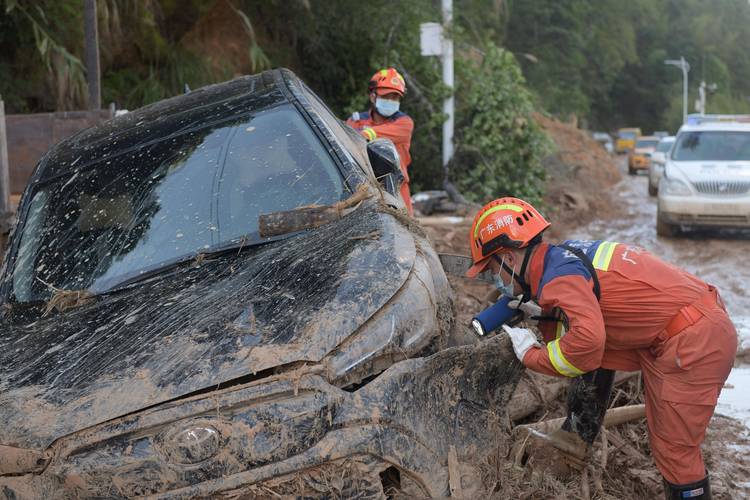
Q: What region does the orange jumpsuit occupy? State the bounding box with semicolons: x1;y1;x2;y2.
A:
520;240;737;484
346;110;414;215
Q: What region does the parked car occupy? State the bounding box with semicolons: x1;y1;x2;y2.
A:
592;132;614;154
648;136;675;196
615;127;642;153
627;136;660;175
0;69;520;498
657;115;750;236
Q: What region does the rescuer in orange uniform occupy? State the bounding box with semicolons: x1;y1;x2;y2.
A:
466;197;736;500
346;68;415;215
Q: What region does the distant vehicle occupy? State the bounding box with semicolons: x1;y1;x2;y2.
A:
628;136;660;175
653;130;670;139
648;136;676;196
657;114;750;236
592;131;614;153
615;127;642;153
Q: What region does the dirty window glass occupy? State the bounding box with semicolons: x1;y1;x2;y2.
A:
11;103;345;301
672;131;750;161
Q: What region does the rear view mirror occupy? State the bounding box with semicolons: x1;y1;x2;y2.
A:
367;139;404;185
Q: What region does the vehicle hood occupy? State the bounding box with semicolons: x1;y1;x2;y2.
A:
669;161;750;182
0;207;415;450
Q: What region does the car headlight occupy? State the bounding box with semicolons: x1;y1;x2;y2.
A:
662;177;692;196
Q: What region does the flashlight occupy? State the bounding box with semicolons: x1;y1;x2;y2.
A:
471;296;516;337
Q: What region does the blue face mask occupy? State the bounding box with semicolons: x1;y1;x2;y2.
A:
375;97;400;117
493;255;516;298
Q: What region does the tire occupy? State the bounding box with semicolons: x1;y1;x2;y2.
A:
648;182;657;196
656;217;678;237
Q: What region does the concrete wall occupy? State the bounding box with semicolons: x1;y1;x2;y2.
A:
6;110;112;194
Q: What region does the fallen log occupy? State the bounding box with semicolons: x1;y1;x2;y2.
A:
512;404;647;465
508;370;639;422
518;404;646;436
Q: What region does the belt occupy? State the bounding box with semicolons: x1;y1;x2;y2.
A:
664;287;722;339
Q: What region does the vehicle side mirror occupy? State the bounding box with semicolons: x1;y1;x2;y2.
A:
367;139;404;185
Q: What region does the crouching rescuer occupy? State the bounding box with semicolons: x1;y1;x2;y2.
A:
466;197;737;499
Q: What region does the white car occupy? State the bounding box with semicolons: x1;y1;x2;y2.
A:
657;115;750;236
648;136;675;196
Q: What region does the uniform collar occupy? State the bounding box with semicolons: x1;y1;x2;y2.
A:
527;242;550;299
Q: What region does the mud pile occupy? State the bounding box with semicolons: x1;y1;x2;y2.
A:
535;113;622;238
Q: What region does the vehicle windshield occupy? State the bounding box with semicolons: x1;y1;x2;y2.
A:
10;103;346;302
671;131;750;161
656;139;674;153
619;131;637;139
636;139;659;149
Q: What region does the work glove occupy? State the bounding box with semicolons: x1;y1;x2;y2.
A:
508;296;542;326
502;324;540;363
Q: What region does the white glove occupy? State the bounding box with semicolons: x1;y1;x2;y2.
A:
508;296;542;326
502;324;540;362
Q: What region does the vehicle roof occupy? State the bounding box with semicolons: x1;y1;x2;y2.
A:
659;136;676;142
618;127;641;132
33;70;294;184
637;136;659;141
678;121;750;133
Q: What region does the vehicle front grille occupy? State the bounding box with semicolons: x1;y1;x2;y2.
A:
675;214;750;225
692;180;750;195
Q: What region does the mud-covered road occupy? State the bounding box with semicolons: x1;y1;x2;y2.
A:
568;158;750;429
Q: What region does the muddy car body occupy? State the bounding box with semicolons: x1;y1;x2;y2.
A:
0;70;520;498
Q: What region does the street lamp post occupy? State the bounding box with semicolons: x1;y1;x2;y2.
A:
664;56;690;124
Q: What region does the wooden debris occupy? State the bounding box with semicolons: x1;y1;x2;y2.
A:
258;184;372;238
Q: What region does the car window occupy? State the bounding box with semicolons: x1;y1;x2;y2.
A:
656;140;674;153
672;131;750;161
10;104;346;301
619;131;636;139
636;139;659;148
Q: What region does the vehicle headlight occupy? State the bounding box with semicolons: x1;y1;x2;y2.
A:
662;177;692;196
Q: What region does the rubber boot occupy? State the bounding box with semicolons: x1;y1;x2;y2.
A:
663;474;711;499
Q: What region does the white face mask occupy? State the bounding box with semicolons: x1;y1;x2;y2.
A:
375;97;400;117
493;255;516;298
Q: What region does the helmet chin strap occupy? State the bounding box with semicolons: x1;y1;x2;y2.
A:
498;245;535;301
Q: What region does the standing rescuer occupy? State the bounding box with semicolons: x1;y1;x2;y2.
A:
347;67;415;215
466;197;736;500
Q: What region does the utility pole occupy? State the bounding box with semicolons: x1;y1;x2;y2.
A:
441;0;454;168
84;0;101;110
664;56;690;124
420;1;458;199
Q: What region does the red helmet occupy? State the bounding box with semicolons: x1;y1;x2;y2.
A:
368;68;406;96
466;197;550;278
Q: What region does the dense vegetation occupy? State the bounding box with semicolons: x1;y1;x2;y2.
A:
2;0;750;198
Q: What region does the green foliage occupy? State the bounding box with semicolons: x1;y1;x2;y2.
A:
498;0;750;132
451;45;549;205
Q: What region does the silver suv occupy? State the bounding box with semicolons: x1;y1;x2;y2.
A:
657;115;750;236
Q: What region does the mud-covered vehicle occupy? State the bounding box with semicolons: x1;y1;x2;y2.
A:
0;69;520;498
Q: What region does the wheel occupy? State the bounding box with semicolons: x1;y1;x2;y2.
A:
656;217;678;237
648;182;657;196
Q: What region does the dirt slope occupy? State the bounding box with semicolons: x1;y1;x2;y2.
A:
535;113;623;238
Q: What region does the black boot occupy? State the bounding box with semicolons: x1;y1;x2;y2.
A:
663;474;711;499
